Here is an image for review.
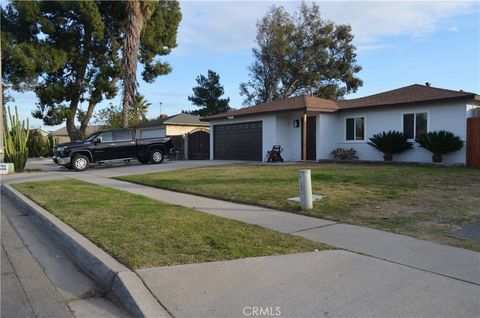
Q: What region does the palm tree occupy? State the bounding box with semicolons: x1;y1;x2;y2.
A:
415;131;463;163
367;131;413;161
130;95;150;124
121;0;155;128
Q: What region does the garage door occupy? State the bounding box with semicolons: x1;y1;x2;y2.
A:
214;121;262;160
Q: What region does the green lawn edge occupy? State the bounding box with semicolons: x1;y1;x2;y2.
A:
115;163;480;252
12;179;331;270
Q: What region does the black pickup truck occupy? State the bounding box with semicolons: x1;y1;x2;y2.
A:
53;128;174;171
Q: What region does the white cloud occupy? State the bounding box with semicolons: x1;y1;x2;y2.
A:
448;26;460;32
176;0;478;55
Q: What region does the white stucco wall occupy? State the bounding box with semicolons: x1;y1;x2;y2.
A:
330;101;468;164
318;113;340;160
275;112;303;161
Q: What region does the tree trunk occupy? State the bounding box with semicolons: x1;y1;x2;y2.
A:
383;153;393;161
432;154;442;163
66;108;79;141
122;1;146;128
79;99;97;139
67;30;91;141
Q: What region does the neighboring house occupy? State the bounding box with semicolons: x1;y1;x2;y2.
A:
203;84;480;165
134;113;210;159
52;125;101;144
134;113;209;138
30;128;51;139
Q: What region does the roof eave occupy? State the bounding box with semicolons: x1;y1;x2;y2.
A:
164;122;209;127
202;105;340;121
338;95;478;111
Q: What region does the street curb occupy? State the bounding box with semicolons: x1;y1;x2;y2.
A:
2;184;170;318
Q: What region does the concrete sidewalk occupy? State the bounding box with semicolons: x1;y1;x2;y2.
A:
63;173;480;286
137;251;479;318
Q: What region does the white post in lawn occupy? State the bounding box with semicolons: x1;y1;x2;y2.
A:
299;169;313;210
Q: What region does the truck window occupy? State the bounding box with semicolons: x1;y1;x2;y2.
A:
99;131;113;142
113;130;133;141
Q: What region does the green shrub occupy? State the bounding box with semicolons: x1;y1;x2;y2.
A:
415;130;463;163
27;130;50;157
331;148;358;160
3;106;29;172
368;131;413;161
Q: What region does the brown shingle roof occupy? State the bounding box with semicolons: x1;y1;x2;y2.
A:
337;84;478;110
201;84;479;121
134;113;209;128
202;95;338;121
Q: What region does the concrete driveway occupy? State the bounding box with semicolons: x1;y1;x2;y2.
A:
24;157;242;178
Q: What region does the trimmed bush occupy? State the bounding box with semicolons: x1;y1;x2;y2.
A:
415;130;463;163
368;131;413;161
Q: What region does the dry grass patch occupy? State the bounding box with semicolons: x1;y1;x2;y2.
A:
13;179;330;269
118;163;480;251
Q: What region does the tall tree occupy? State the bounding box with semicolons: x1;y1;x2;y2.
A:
95;94;150;129
2;1;123;140
121;0;181;128
240;2;362;105
2;0;181;140
187;70;231;116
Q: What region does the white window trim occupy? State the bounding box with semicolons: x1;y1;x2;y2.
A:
344;115;367;142
401;111;430;141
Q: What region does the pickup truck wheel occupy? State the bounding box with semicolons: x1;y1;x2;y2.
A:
72;155;89;171
149;149;164;164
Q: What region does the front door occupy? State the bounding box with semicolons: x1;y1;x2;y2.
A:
301;116;317;160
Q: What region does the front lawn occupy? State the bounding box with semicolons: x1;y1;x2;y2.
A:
13;179;329;269
117;163;480;251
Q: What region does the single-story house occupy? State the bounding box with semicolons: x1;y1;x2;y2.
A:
202;84;480;165
133;113;209;138
52;125;101;144
30;128;51;139
134;113;210;159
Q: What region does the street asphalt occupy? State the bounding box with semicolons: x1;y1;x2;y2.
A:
1;194;131;318
2;158;479;318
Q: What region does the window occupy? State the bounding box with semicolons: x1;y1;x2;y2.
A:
403;112;427;139
98;131;113;142
113;129;133;141
346;117;365;141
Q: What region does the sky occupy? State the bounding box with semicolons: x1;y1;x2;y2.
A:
7;0;480;131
